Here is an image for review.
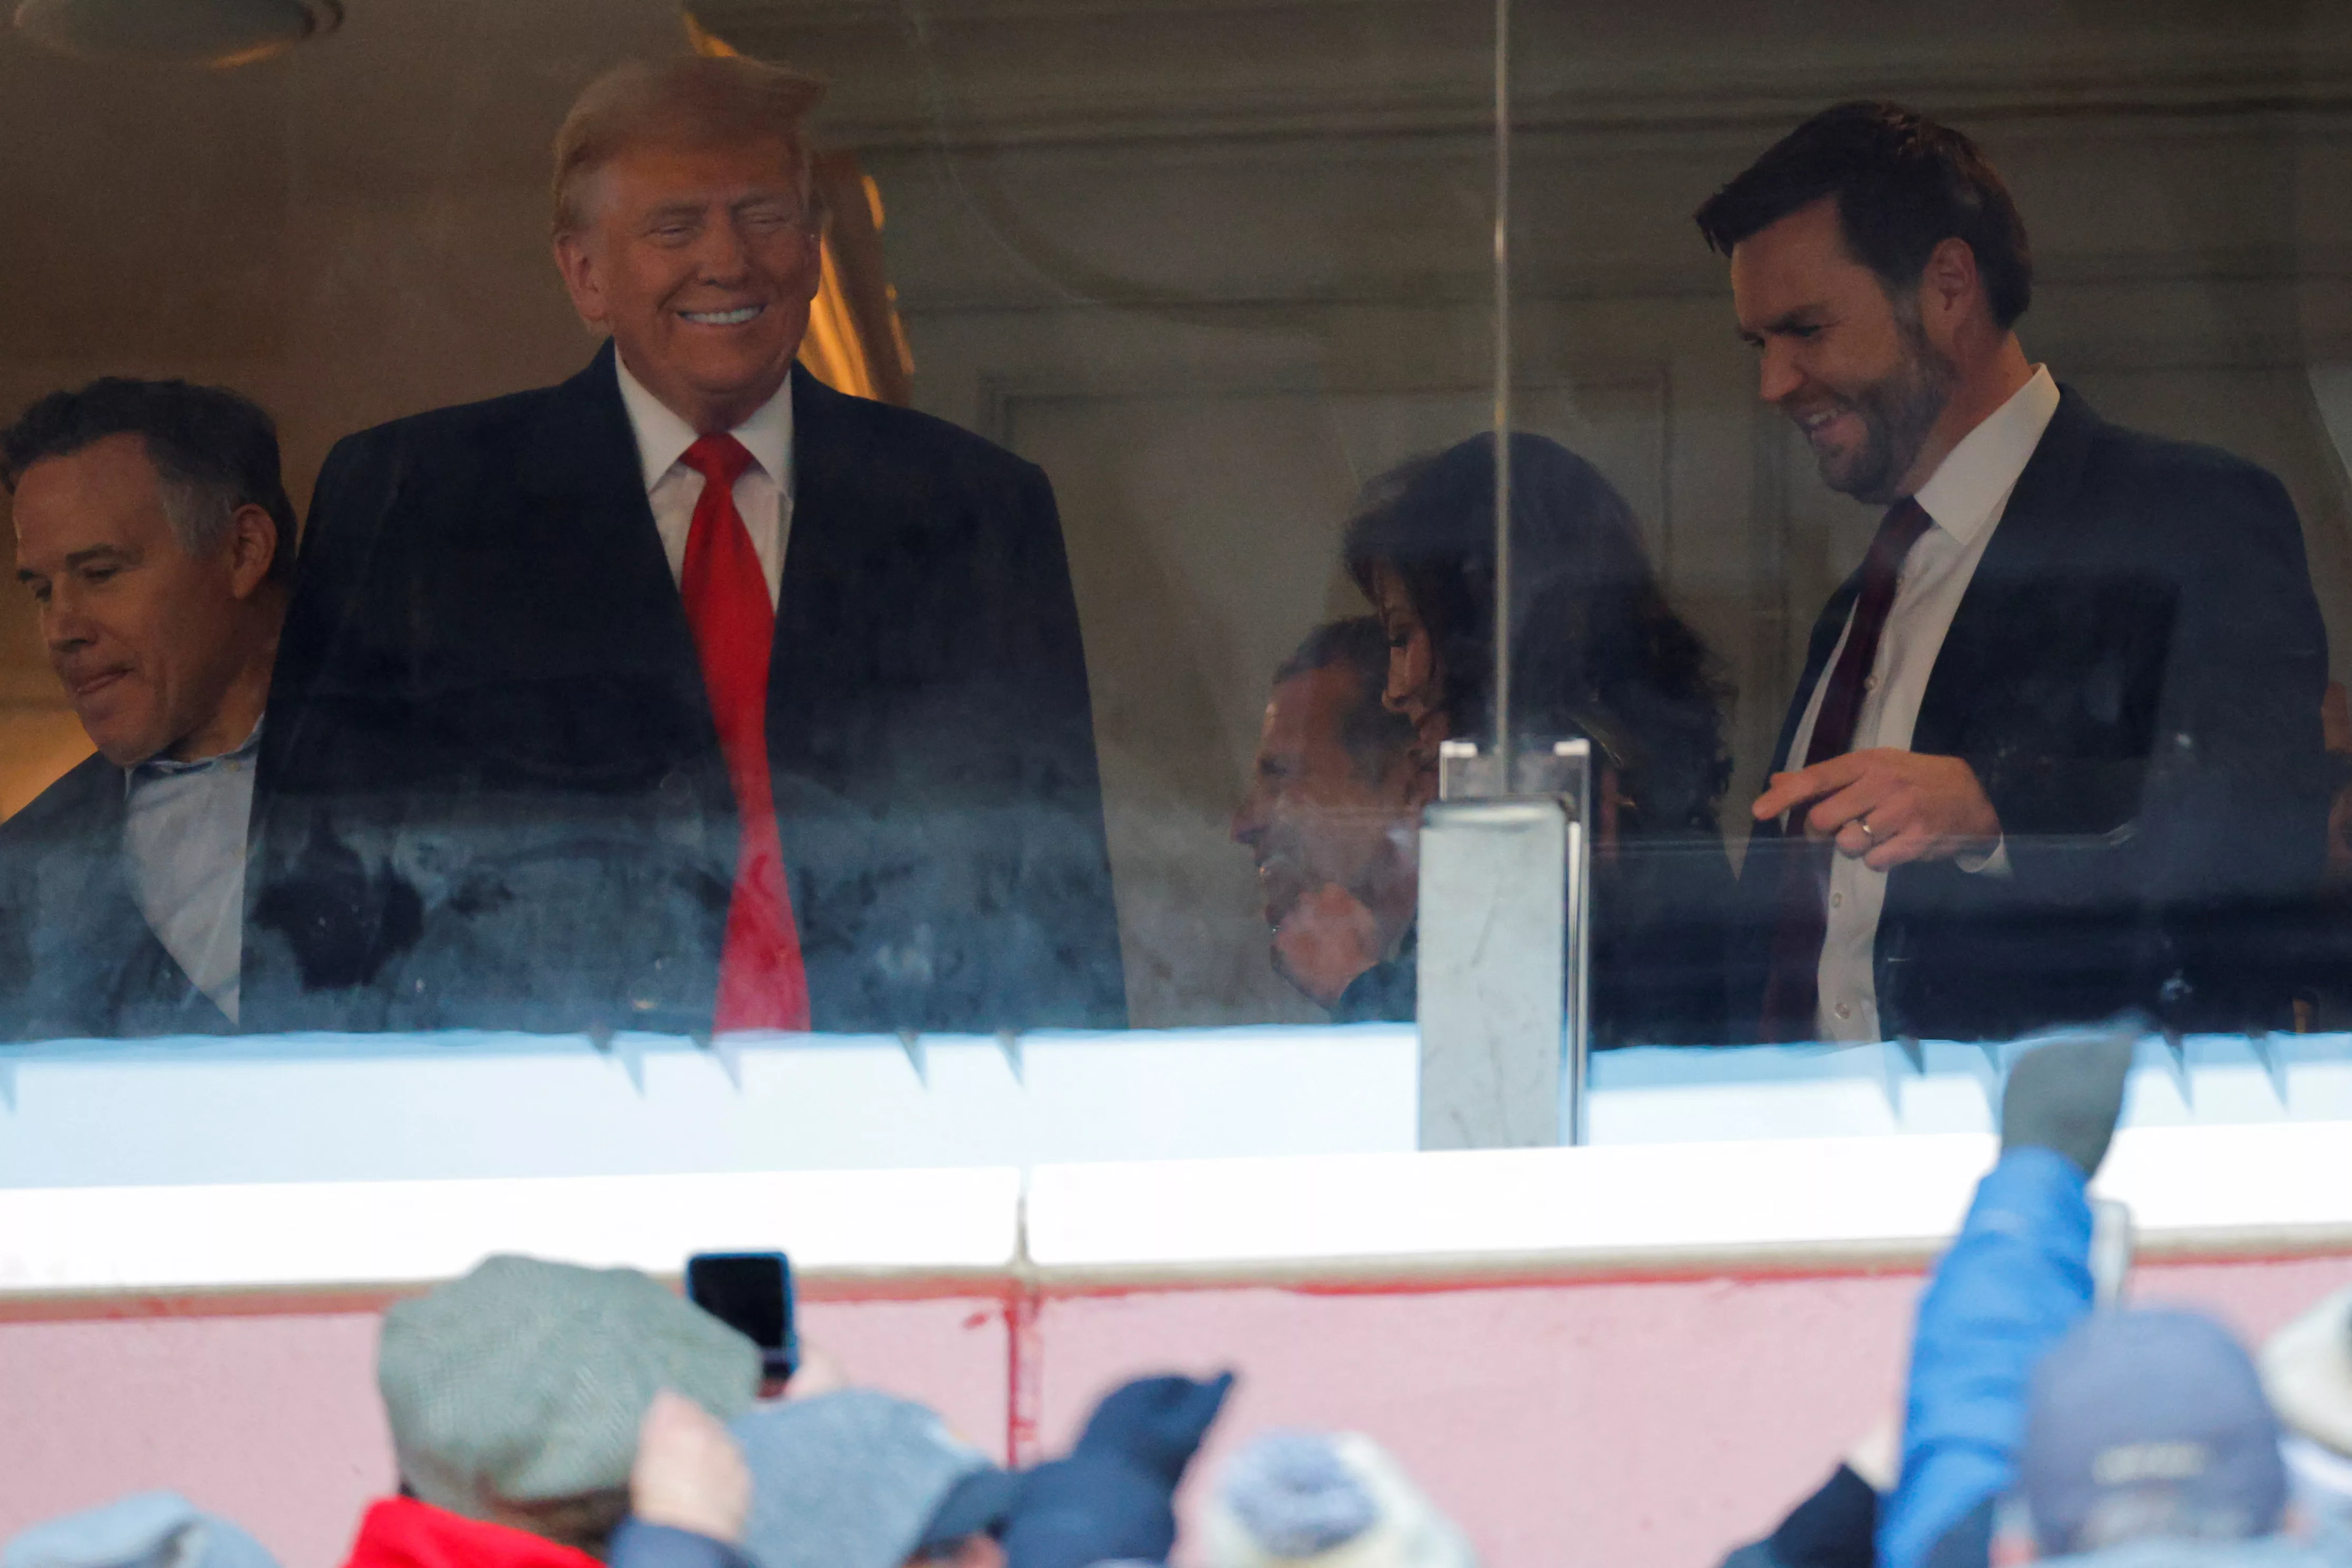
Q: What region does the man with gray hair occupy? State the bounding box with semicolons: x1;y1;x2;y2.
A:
0;377;296;1037
249;53;1123;1038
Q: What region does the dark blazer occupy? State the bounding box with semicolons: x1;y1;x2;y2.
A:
0;753;232;1040
1734;388;2330;1041
1595;820;1738;1047
246;346;1127;1037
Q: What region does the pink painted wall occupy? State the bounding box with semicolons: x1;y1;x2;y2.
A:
1033;1256;2352;1568
0;1311;392;1568
799;1296;1014;1459
1036;1274;1923;1567
0;1296;1009;1568
2;1259;2348;1568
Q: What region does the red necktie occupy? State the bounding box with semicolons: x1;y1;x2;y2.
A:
1758;498;1933;1041
679;434;811;1033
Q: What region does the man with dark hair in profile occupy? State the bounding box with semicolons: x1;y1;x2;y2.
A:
1697;101;2328;1043
1231;617;1425;1022
250;54;1123;1037
0;378;297;1037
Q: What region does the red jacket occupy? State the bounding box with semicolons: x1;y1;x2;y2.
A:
343;1498;605;1568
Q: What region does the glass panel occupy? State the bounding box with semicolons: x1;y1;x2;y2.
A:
7;1;2351;1178
0;1;1501;1177
1501;6;2352;1101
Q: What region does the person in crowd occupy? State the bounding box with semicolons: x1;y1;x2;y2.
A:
2012;1308;2297;1565
1698;100;2329;1044
1718;1022;2138;1568
1231;620;1424;1021
346;1253;759;1568
1730;1153;2352;1568
1880;1023;2351;1567
1343;431;1736;1046
610;1393;756;1568
728;1390;1017;1568
606;1382;1011;1568
249;53;1124;1038
1198;1429;1479;1568
2263;1285;2352;1549
1001;1372;1234;1567
1877;1025;2138;1567
0;379;295;1039
3;1493;282;1568
1717;1437;1889;1568
610;1373;1230;1568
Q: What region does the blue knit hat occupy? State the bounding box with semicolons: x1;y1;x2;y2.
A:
2021;1308;2287;1555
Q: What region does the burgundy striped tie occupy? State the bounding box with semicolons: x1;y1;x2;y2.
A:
1757;498;1932;1041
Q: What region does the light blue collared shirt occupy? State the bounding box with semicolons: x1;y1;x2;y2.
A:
124;724;260;1024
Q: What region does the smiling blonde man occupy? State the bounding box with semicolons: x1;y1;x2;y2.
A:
249;55;1124;1038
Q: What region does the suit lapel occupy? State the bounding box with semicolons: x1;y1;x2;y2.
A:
1910;389;2100;756
516;341;713;700
513;345;724;762
53;753;136;919
50;755;222;1028
1766;391;2099;804
770;366;861;777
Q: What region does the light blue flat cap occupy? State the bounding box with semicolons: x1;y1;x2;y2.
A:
734;1390;1012;1568
3;1493;278;1568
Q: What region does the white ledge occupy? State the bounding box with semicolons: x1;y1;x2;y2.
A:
0;1029;2347;1192
2;1122;2348;1298
0;1167;1023;1295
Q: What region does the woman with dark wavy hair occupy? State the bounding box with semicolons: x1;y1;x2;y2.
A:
1344;431;1736;1046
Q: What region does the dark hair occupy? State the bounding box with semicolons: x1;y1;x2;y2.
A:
1343;433;1731;834
1;377;298;583
1693;100;2033;329
1273;616;1418;782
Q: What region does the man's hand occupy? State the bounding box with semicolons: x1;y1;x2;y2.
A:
1751;749;2001;871
631;1390;750;1543
1271;883;1384;1008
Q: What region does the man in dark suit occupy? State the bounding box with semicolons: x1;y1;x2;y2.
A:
1697;101;2329;1042
248;54;1125;1037
0;379;297;1038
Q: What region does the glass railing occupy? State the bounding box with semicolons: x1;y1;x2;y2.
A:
1;3;2348;1177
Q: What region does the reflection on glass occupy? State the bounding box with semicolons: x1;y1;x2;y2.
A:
1346;433;1734;1048
1230;618;1421;1024
0;3;2339;1154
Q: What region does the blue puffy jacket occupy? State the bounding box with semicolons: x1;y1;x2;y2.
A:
1877;1146;2097;1568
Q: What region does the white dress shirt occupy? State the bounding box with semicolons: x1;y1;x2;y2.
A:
1785;365;2062;1041
614;354;794;607
124;723;261;1024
